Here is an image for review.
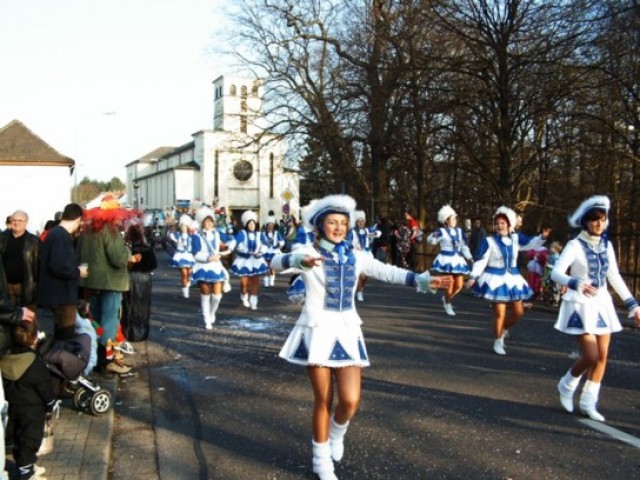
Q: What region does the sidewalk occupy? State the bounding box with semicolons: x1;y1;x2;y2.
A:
6;372;117;480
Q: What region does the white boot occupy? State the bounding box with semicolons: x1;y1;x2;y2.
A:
201;294;213;330
209;294;222;326
263;276;270;287
312;440;338;480
182;286;189;298
356;291;364;302
329;416;349;462
269;275;276;287
223;275;232;293
579;380;605;422
442;296;455;316
249;295;258;311
241;293;250;308
557;370;581;413
493;338;506;355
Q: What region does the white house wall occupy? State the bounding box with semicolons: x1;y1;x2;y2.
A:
0;165;71;233
175;170;195;202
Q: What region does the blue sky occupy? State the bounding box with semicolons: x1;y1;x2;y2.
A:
0;0;236;181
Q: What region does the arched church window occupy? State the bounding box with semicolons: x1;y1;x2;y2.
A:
230;85;237;96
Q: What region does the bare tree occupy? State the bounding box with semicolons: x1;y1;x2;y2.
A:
432;0;597;210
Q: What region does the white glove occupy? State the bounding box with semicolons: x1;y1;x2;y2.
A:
290;253;312;271
415;271;434;294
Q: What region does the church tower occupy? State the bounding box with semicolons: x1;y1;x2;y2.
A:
212;75;264;135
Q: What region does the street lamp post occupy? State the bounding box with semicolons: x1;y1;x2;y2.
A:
133;181;140;210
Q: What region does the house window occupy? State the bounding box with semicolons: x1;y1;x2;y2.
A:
230;85;236;96
241;85;247;97
269;153;274;198
252;81;259;97
240;115;247;134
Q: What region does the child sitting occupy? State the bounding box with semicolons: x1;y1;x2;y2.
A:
0;319;56;480
75;300;99;376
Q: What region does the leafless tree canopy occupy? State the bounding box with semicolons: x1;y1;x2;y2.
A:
222;0;640;288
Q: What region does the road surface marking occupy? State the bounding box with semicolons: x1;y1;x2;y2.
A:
579;418;640;448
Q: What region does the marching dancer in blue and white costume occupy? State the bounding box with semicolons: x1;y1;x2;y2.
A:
230;210;269;310
427;205;473;316
169;215;196;298
552;196;640;422
466;206;548;355
260;215;285;287
271;194;452;480
347;210;381;302
191;207;232;330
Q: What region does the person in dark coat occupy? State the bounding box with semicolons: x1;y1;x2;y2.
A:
0;239;36;480
121;223;157;342
0;210;40;313
0;319;55;480
36;203;87;341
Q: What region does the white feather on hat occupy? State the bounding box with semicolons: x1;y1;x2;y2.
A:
493;206;517;232
302;194;357;231
353;210;366;223
241;210;258;227
179;214;193;227
195;206;215;225
437;205;457;225
568;195;610;229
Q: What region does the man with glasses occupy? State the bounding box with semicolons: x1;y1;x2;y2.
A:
0;211;40;313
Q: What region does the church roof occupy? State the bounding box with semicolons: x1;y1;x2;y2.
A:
0;119;73;166
136;146;177;163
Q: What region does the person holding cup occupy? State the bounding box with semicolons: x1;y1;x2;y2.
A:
37;203;86;340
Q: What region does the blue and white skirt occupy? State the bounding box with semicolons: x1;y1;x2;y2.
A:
432;251;470;275
171;252;195;268
554;292;622;335
231;256;269;277
472;269;533;302
279;322;370;368
192;260;228;284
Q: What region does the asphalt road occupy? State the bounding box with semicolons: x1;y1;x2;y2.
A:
110;254;640;480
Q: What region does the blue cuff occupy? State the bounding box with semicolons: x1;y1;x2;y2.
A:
624;297;639;310
407;272;416;287
568;278;580;290
282;254;292;270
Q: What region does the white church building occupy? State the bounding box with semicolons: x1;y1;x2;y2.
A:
125;75;300;225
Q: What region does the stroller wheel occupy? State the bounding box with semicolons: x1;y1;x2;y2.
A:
73;387;90;410
90;389;112;415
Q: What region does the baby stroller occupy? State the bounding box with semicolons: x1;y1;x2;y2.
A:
38;334;112;416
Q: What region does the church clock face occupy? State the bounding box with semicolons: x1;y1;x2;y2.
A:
233;160;253;181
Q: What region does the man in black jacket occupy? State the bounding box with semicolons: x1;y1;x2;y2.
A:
36;203;86;341
0;210;40;313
